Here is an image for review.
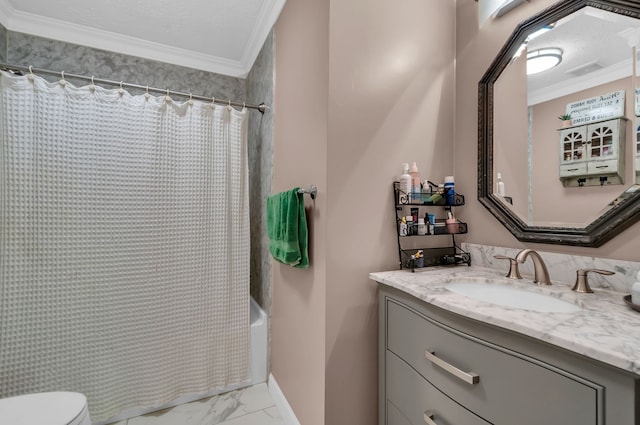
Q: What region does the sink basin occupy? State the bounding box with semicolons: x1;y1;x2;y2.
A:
445;281;582;313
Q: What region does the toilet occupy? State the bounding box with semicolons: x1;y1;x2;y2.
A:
0;391;91;425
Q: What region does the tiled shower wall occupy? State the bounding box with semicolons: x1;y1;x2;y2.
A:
0;23;6;62
1;25;274;313
246;32;274;317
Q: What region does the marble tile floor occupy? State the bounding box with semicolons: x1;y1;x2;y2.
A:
109;383;284;425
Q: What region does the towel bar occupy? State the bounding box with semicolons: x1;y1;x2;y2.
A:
298;185;317;200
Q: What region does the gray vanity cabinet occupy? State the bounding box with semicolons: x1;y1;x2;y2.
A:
379;285;639;425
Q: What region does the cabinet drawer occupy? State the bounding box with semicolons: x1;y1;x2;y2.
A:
387;400;413;425
587;158;618;175
387;351;490;425
560;162;587;177
386;299;601;425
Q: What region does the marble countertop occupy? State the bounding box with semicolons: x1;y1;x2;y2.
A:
370;266;640;376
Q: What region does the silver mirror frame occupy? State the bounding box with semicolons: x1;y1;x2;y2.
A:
478;0;640;247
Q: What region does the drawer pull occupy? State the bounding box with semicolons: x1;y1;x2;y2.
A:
425;350;480;384
423;410;437;425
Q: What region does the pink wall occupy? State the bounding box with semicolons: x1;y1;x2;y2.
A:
273;1;640;423
326;1;455;423
273;0;456;423
272;0;328;424
456;0;640;259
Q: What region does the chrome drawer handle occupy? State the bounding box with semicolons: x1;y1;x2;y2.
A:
425;350;480;385
424;410;437;425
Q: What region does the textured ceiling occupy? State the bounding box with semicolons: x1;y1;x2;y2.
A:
527;6;640;104
0;0;286;77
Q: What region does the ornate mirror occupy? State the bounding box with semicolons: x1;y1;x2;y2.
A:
479;0;640;247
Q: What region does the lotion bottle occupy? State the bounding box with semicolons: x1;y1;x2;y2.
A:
496;172;505;197
399;163;412;202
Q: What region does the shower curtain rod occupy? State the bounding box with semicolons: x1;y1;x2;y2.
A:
0;62;268;114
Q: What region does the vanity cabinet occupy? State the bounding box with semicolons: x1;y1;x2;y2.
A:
558;118;625;186
379;285;639;425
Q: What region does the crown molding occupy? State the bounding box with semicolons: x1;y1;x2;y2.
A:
0;0;282;78
239;0;285;71
0;0;12;26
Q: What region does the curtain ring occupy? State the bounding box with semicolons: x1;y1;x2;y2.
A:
27;65;35;81
91;76;95;84
89;76;96;92
144;85;150;100
210;96;216;108
59;71;67;86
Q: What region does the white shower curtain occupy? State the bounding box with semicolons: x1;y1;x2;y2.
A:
0;70;250;422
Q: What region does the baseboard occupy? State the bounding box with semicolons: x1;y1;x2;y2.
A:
268;373;301;425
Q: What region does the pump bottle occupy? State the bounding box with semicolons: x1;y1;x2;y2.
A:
399;163;412;203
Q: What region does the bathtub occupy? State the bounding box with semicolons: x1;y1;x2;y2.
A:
99;297;268;425
249;296;268;384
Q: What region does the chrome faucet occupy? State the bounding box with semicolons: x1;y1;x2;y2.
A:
514;249;552;286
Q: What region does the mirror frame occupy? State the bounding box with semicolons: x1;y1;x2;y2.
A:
478;0;640;247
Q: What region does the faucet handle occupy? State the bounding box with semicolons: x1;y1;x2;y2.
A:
494;255;522;279
572;269;615;293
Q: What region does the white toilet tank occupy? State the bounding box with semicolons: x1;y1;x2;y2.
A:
0;391;91;425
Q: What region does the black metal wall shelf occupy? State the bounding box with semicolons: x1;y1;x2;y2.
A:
393;183;471;271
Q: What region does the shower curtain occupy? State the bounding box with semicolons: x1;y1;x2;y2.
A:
0;70;250;422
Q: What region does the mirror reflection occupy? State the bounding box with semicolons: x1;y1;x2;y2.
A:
493;6;640;227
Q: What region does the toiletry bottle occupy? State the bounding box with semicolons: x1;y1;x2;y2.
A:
399;163;412;203
421;180;432;204
496;172;505;197
406;215;414;236
632;271;640;304
410;207;419;226
409;162;421;204
399;216;408;236
444;175;455;205
427;213;435;234
417;218;427;235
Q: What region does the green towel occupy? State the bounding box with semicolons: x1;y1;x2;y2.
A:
266;188;309;268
